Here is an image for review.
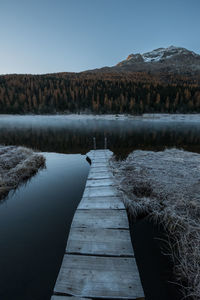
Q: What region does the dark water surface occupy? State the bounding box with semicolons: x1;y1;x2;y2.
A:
129;217;183;300
0;115;200;157
0;115;200;300
0;153;89;300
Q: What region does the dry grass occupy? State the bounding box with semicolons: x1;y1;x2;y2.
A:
0;145;45;200
110;149;200;299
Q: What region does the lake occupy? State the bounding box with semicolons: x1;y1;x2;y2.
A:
0;114;200;300
0;114;200;157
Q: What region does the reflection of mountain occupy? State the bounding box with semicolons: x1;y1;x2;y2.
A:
0;119;200;158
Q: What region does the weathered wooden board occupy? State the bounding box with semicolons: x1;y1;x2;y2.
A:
90;157;111;162
91;161;108;166
51;296;90;300
88;171;113;179
53;255;144;299
88;157;109;161
83;186;119;198
89;149;112;154
88;154;107;159
91;164;109;169
87;152;112;160
66;227;134;256
71;209;129;229
86;178;115;187
89;166;110;172
90;161;107;166
78;195;124;210
90;158;107;162
87;151;111;156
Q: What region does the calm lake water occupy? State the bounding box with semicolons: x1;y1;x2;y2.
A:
0;115;200;157
0;114;200;300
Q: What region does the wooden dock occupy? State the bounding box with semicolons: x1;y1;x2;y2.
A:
52;149;144;300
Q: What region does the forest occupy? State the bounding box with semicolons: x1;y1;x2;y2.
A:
0;72;200;114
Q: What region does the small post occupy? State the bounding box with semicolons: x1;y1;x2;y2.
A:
93;137;96;150
104;137;107;149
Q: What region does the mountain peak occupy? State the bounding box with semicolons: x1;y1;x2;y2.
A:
115;46;200;75
141;46;198;63
120;46;198;65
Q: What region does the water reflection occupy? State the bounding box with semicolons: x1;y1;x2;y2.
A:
0;153;89;300
0;115;200;158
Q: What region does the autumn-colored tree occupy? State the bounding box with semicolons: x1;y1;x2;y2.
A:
0;72;199;114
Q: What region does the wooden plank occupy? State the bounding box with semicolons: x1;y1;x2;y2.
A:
90;154;108;159
88;151;109;156
78;196;124;209
87;154;106;159
89;149;112;153
91;153;113;159
51;296;90;300
71;209;129;229
92;160;108;164
91;163;108;168
53;254;144;299
87;155;109;161
86;178;115;187
90;157;107;162
88;170;113;176
88;171;113;179
89;166;110;172
66;228;134;256
83;186;119;198
87;152;112;160
90;161;107;165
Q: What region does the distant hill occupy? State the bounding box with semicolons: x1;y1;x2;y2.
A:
0;46;200;114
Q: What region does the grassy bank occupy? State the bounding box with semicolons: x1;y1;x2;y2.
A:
0;145;45;200
110;149;200;299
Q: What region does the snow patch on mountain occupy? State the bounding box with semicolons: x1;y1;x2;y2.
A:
142;46;197;62
121;46;199;64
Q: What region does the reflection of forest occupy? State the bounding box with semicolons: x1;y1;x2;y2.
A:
0;121;200;158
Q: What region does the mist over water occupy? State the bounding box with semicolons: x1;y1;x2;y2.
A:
0;115;200;157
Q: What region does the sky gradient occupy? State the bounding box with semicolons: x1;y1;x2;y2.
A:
0;0;200;74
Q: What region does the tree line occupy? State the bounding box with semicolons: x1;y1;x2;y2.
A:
0;72;200;114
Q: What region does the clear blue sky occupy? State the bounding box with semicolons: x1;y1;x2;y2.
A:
0;0;199;74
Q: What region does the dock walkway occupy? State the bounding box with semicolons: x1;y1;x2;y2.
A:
52;149;144;299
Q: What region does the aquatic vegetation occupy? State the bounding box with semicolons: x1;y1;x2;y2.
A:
0;145;45;200
111;149;200;299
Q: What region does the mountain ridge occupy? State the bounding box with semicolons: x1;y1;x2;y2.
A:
117;46;199;65
85;46;200;77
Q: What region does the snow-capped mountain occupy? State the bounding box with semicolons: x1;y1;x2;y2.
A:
118;46;199;64
114;46;200;74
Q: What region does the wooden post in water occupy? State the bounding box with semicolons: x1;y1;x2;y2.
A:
104;137;107;149
93;137;96;150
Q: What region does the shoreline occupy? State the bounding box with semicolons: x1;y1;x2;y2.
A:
110;149;200;299
1;113;200;122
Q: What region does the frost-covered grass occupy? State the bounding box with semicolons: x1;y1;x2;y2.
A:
0;145;45;200
110;149;200;299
